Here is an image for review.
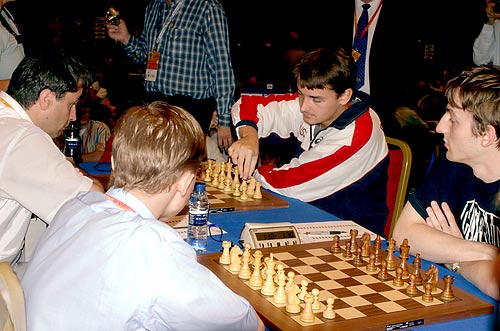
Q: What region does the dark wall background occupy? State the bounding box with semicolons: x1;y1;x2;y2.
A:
8;0;485;90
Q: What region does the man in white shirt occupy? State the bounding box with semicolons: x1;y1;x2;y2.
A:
0;0;24;91
22;101;264;331
473;0;500;65
0;55;103;272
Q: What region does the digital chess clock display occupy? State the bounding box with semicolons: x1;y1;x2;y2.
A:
255;230;297;241
245;225;301;248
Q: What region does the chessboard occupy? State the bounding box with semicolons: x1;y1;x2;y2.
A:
197;236;494;331
178;160;289;215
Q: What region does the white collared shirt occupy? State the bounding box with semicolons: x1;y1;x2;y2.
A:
22;188;259;330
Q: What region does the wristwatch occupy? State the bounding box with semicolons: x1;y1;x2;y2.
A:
451;262;461;273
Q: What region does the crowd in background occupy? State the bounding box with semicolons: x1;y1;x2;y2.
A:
0;0;489;190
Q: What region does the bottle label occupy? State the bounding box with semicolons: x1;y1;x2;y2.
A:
189;211;208;226
65;138;79;151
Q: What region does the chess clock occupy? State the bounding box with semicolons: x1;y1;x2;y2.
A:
240;222;300;249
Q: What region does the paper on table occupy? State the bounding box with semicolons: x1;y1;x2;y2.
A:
164;214;226;239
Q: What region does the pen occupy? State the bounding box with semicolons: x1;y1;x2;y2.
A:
304;231;346;236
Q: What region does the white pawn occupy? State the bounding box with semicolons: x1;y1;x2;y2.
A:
253;182;262;199
233;182;241;197
311;288;321;310
298;280;308;301
219;240;231;265
322;297;336;319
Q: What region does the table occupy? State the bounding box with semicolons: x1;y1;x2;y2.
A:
206;197;498;331
80;162;499;331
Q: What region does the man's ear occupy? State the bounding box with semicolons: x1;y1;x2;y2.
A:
177;171;196;197
339;88;353;105
38;89;55;110
482;124;498;147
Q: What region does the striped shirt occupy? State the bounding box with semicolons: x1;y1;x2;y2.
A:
123;0;235;126
79;120;111;154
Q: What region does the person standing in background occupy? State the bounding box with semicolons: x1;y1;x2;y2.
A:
106;0;236;152
311;0;420;137
0;54;104;274
0;0;24;91
473;0;500;65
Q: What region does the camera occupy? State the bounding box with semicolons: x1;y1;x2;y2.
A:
105;7;120;26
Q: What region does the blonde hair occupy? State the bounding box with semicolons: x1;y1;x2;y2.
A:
110;101;205;193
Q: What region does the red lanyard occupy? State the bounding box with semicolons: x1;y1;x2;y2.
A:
354;1;383;41
105;194;135;212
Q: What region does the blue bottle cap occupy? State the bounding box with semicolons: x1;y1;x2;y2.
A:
194;182;206;192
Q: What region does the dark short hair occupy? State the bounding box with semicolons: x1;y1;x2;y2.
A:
293;47;357;95
7;54;93;109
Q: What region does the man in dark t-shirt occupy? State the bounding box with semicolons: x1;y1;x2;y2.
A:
393;65;500;301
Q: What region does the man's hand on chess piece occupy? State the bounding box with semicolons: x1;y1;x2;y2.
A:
228;126;259;180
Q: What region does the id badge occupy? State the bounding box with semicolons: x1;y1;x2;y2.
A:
352;49;361;62
145;51;161;82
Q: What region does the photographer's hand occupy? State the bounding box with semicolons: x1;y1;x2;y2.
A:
106;20;131;45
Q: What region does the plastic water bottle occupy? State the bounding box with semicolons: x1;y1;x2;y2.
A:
188;182;209;252
64;121;81;165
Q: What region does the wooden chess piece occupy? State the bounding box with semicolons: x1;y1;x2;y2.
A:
349;228;359;253
253;182;262;199
352;247;365;267
393;266;405;287
399;246;410;279
211;172;219;187
224;177;232;192
261;255;277;296
366;253;378;272
285;284;301;314
233;182;241;197
238;245;252;280
361;233;371;257
377;259;391;281
228;245;242;274
219;240;231;265
218;170;226;189
385;238;397;271
424;264;439;292
311;288;321;311
285;271;296;293
374;239;383;265
322;297;336;319
330;235;342;253
439;275;455;301
203;168;211;182
273;264;287;304
412;253;423;286
422;282;434;302
249;250;264;289
406;274;419;297
343;241;352;258
298;280;308;301
247;177;256;195
300;293;315;323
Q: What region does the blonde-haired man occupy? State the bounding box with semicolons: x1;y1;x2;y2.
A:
393;65;500;300
22;102;264;331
